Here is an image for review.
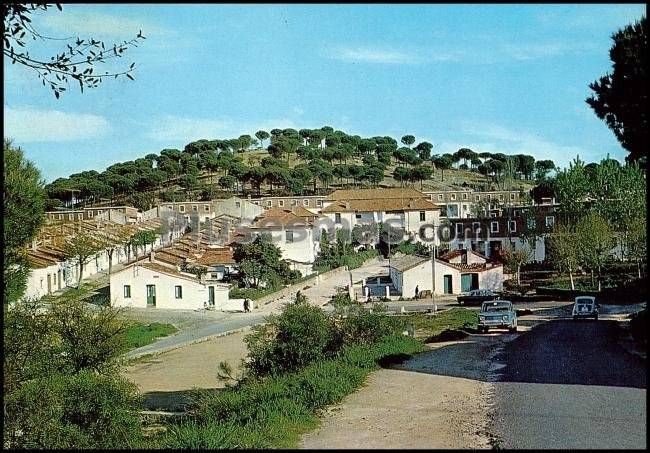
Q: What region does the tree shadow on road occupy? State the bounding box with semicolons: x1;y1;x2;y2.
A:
392;319;646;389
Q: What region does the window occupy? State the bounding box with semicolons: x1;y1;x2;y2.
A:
204;205;210;212
192;205;198;212
437;194;443;201
429;194;434;200
167;205;172;210
490;213;497;218
77;213;83;219
513;210;519;216
463;193;468;200
508;220;516;232
124;285;131;298
419;211;426;221
175;285;183;299
473;222;481;232
303;199;309;206
475;195;480;202
179;205;185;212
266;200;272;207
458;243;465;250
286;230;294;243
317;200;323;207
335;213;341;224
499;194;504;201
68;214;74;220
487;194;492;201
235;201;241;208
491;221;499;233
545;216;555;228
356;213;362;219
450;193;457;201
58;214;63;220
291;199;298;206
88;211;94;218
463;204;468;211
456;223;464;236
510;193;515;201
279;200;285;207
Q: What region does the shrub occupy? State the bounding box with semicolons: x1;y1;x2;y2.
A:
164;333;425;449
340;303;405;345
4;371;143;449
244;298;342;377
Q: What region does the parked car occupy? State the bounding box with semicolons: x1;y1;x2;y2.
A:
572;296;599;320
457;289;499;306
478;300;517;333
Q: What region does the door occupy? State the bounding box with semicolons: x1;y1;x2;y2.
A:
208;286;215;306
471;273;479;291
57;270;62;290
443;275;453;294
461;274;473;293
146;285;156;307
47;274;52;294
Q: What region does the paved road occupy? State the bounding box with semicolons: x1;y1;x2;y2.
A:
489;318;646;449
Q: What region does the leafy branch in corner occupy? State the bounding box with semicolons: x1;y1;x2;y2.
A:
2;2;145;98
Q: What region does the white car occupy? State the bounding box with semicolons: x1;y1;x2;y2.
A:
572;296;599;320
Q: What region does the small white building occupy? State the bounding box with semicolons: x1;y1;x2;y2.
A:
110;259;231;310
247;206;321;276
388;249;505;297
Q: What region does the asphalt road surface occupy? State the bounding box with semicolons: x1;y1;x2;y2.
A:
489;319;647;449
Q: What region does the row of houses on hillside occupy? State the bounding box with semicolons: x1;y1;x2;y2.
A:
45;206;140;225
23;217;180;301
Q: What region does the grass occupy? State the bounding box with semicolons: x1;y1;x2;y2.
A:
398;308;478;340
148;334;424;449
121;322;178;351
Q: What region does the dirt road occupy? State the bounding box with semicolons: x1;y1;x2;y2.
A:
122;328;250;411
300;335;505;449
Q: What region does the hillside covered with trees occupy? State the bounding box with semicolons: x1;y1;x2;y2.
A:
45;127;549;211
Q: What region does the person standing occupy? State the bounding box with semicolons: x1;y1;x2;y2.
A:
243;298;250;313
415;285;419;300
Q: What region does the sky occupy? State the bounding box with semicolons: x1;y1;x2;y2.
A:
3;3;646;183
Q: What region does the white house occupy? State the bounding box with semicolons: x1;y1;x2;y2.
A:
213;196;264;221
246;206;321;276
388;249;505;297
109;258;232;310
321;188;441;244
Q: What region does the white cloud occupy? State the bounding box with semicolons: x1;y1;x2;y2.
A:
328;40;594;65
41;9;167;39
4;106;110;142
328;47;423;64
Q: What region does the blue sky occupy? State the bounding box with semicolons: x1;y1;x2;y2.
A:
3;3;646;183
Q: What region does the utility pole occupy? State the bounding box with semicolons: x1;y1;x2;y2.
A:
431;223;437;313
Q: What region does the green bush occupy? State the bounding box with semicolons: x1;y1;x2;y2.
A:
4;371;143;449
244;298;342;377
162;334;424;449
340;303;405;345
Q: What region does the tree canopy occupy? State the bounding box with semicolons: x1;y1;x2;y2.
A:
586;16;647;165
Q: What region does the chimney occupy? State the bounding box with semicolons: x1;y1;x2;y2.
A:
149;250;155;263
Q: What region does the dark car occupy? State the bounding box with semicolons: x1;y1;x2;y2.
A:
457;289;499;306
